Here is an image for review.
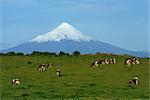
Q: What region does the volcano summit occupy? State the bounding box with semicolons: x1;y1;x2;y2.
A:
31;22;93;42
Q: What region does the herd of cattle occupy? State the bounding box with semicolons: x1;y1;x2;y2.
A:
12;57;141;86
91;57;140;67
91;58;116;67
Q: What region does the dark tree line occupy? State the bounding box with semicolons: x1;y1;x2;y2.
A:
0;51;80;56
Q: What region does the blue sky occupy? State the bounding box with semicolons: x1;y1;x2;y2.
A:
0;0;149;51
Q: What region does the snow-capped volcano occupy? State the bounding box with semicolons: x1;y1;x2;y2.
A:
2;22;149;57
31;22;93;42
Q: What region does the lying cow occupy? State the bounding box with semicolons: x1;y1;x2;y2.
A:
128;76;139;85
12;78;20;85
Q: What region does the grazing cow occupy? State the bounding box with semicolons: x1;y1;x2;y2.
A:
97;59;106;66
47;63;53;68
134;58;140;65
38;64;46;71
128;76;139;85
91;62;96;67
91;60;99;67
125;58;132;66
109;59;114;64
12;78;20;85
104;59;109;64
56;69;61;77
95;61;99;67
125;58;141;66
112;58;116;64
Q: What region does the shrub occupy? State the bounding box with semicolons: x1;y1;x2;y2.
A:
72;51;80;56
16;52;24;56
6;52;16;56
59;51;66;56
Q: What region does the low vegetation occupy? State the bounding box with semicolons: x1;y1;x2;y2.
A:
0;53;149;99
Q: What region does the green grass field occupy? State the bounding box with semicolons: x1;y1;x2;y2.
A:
0;54;150;99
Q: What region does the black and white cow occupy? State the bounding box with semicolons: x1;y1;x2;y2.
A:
38;64;46;71
125;58;132;66
109;59;114;64
128;76;139;85
97;59;106;66
56;69;61;77
104;59;109;64
12;78;20;85
47;63;53;68
91;62;96;67
125;58;141;66
133;58;141;65
112;58;116;64
91;60;99;67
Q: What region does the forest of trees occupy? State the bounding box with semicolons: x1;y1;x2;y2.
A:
0;51;81;56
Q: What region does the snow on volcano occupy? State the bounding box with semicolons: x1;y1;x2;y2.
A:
31;22;93;42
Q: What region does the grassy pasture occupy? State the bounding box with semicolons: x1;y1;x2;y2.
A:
0;54;149;99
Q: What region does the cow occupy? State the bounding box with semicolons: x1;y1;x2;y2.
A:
47;63;53;68
12;78;20;85
91;62;96;67
104;58;116;64
97;59;105;66
128;76;139;85
109;59;114;64
56;69;61;77
125;58;132;66
91;60;99;67
104;59;109;64
112;58;116;64
38;64;46;71
133;58;141;65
